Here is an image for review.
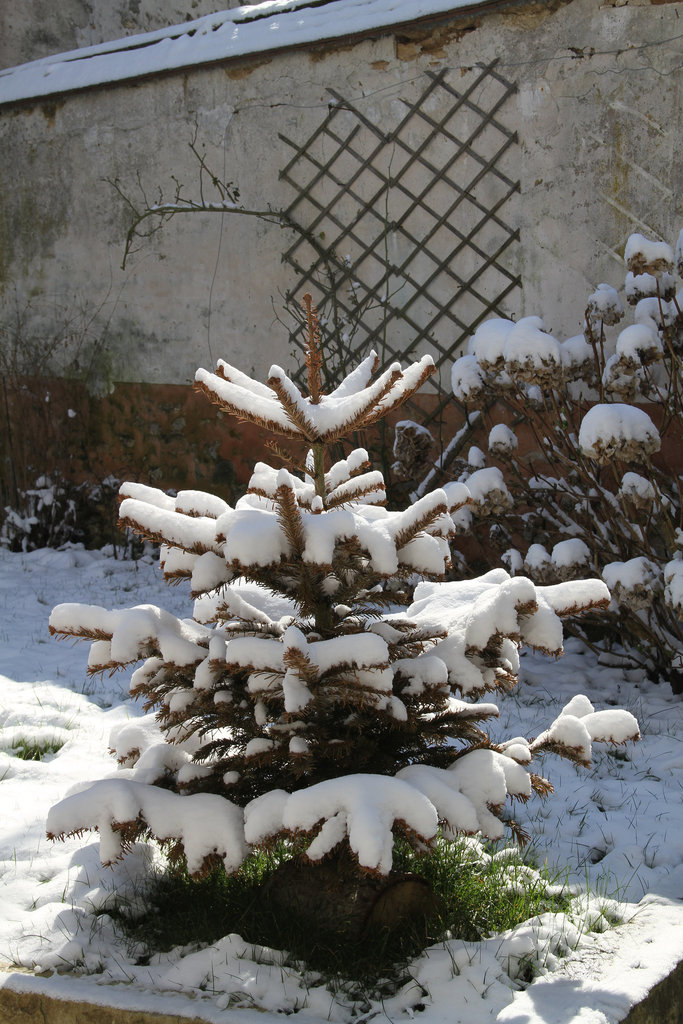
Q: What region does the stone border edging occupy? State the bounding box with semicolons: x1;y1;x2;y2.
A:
621;957;683;1024
0;970;269;1024
1;946;681;1023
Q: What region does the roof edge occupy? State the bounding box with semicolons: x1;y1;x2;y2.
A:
0;0;549;109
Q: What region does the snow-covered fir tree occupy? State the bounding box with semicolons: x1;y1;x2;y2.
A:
48;296;639;904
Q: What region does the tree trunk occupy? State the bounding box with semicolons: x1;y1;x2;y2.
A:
263;843;441;947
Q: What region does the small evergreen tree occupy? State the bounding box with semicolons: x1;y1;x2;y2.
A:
48;296;638;941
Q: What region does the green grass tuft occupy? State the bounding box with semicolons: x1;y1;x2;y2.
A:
394;836;570;943
108;835;571;990
11;736;65;760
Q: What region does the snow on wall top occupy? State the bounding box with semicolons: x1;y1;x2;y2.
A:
0;0;488;105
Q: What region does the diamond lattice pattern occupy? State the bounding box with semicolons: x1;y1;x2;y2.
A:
279;63;521;422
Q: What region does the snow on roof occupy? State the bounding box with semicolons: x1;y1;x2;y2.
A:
0;0;490;106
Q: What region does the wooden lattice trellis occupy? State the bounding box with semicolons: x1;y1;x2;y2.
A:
279;61;521;427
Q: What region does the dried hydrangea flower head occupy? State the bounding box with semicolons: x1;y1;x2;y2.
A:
578;404;661;465
586;283;624;328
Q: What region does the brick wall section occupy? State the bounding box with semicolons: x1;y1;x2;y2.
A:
2;378;679;547
1;378;273;511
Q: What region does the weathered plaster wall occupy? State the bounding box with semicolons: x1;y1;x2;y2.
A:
1;0;681;393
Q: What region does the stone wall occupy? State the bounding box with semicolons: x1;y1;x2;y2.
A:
0;373;298;516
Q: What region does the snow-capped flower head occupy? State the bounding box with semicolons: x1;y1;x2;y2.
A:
579;404;660;464
676;228;683;278
601;355;639;402
523;543;554;584
501;547;523;575
449;504;472;534
618;471;656;511
663;559;683;616
392;420;434;481
464;467;513;516
451;353;487;404
560;334;596;383
503;317;561;386
551;539;592;582
488;423;518;458
624;233;674;278
634;296;676;331
468;446;486;469
586;283;624;327
523;383;545;409
467;317;515;372
615;323;663;369
625;271;676;306
602;557;662;612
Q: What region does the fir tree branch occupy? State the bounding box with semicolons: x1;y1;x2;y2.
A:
193;377;304;440
303;293;323;405
266;373;317;440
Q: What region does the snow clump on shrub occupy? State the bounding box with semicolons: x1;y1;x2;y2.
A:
444;229;683;686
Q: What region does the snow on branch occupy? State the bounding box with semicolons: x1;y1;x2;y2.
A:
47;779;247;874
49;603;210;670
245;775;438;875
247;462;316;507
400;748;532;842
325;470;386;508
196;352;435;445
159;546;199;583
266;360;406;441
118;481;175;511
531;696;640;766
173;490;231;519
223;630;389;677
215;359;281;399
389;489;451;551
325;352;380;399
536;580;610;618
118;498;221;554
325;448;372;491
194;369;301;439
193;588;278;628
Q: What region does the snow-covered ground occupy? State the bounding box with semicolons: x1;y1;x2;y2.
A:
0;544;681;1023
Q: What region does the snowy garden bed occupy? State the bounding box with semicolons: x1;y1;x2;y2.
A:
2;261;682;1022
1;544;681;1024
